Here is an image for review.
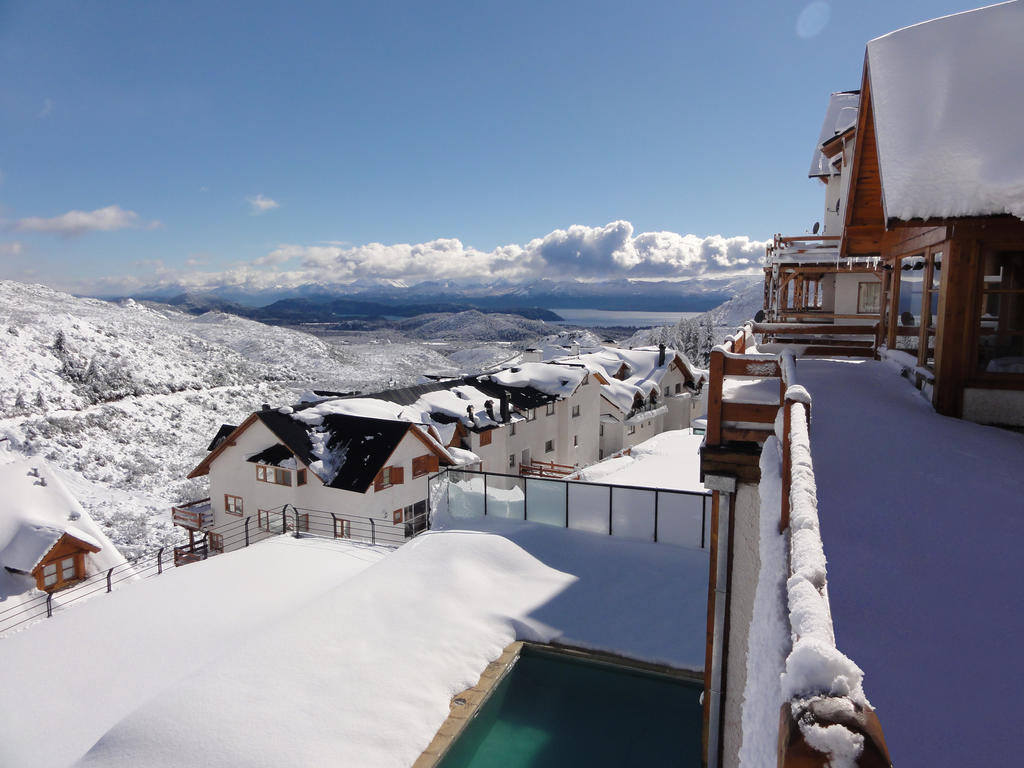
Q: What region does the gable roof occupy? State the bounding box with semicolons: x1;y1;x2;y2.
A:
809;91;860;179
190;407;454;492
3;525;100;574
866;1;1024;222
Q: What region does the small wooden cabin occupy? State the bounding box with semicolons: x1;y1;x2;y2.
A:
839;2;1024;425
4;524;102;593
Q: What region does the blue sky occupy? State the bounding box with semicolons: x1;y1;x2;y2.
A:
0;0;982;294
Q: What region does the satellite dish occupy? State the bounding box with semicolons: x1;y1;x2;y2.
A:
812;222;820;234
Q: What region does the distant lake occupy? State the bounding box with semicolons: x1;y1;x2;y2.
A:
551;308;702;328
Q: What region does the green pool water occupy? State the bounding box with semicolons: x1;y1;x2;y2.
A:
436;646;703;768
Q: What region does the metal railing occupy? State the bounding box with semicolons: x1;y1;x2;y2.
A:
430;468;711;549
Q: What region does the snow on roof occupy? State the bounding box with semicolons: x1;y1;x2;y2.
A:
0;524;708;767
0;459;125;600
572;431;707;493
561;346;694;415
809;91;859;178
867;1;1024;221
1;520;66;573
485;361;588;398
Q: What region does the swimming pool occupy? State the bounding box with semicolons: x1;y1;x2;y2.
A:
435;645;703;768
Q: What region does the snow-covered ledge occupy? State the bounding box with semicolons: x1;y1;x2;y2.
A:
740;389;892;768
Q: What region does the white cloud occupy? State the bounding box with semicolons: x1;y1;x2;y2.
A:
14;205;159;237
0;241;25;257
36;98;54;119
67;221;767;296
247;194;280;215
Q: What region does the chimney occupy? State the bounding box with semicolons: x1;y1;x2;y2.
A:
484;400;495;421
522;348;542;363
262;403;272;411
466;405;475;423
499;393;510;422
658;343;666;366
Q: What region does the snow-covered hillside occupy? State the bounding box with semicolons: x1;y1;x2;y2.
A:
0;281;471;556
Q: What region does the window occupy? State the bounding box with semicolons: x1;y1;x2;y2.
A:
479;430;492;447
628;425;636;435
41;556;80;591
544;440;554;453
573;435;578;447
664;386;670;397
374;465;404;491
209;532;224;553
510;422;517;436
545;403;556;416
508;454;516;468
599;424;604;437
256;465;293;486
412;454;439;477
297;469;307;486
675;383;682;394
334;518;351;538
857;281;882;315
403;500;428;538
599;450;604;460
526;409;536;421
571;404;580;418
225;494;243;516
392;509;403;525
293;513;309;533
978;250;1024;373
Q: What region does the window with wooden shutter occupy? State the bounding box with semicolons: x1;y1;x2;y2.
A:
392;466;404;485
393;509;402;524
479;430;492;447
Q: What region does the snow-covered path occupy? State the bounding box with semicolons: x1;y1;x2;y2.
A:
799;359;1024;767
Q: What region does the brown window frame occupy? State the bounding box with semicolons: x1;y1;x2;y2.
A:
334;518;351;539
479;430;492;447
256;465;293;486
209;532;224;553
224;494;243;516
857;281;882;315
412;454;439;478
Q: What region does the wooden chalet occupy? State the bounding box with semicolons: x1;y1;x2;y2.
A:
837;2;1024;424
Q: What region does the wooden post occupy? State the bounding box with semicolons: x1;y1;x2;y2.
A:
707;348;725;447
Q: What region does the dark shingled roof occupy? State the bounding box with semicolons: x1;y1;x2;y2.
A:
207;424;239;452
246;444;295;466
344;379;460;407
256;410;414;493
464;375;555;410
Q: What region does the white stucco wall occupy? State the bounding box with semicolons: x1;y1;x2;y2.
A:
206;420;443;548
722;482;761;768
835;272;881;324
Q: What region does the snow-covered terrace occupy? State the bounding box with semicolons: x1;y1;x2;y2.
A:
0;508;708;766
770;358;1024;766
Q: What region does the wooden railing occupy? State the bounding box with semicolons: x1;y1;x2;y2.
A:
705;326;786;447
519;459;576;478
171;498;213;530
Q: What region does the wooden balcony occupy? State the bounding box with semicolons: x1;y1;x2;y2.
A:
171;498;213;530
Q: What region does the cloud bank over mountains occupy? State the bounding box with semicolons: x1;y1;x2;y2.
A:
76;221;765;296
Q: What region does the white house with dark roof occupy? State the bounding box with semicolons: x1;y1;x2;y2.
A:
1;459;124;602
